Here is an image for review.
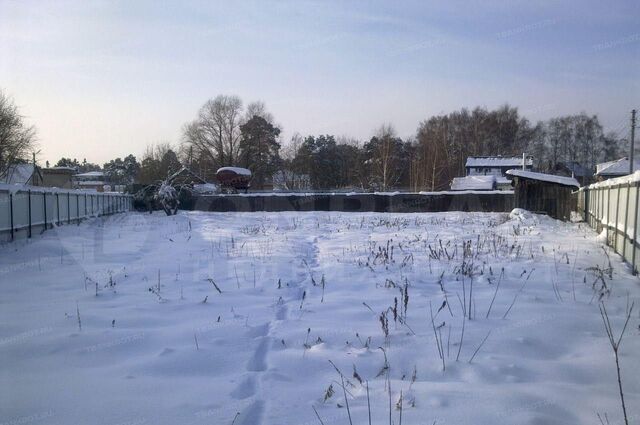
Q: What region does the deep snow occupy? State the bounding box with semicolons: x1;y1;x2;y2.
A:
0;211;638;425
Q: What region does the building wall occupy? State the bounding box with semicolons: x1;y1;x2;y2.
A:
42;172;74;189
466;164;532;177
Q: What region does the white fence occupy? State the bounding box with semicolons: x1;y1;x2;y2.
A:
0;184;132;242
575;172;640;275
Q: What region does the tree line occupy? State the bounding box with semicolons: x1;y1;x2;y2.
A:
180;95;626;191
0;88;628;191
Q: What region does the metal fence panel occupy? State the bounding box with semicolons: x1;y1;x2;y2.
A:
576;176;640;275
0;192;10;231
0;186;133;242
30;191;45;227
12;192;29;230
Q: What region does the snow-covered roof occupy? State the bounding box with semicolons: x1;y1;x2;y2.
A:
595;157;640;176
75;171;104;178
450;175;496;191
466;156;532;168
44;166;76;172
217;166;251;176
1;164;36;185
506;169;580;187
77;181;107;187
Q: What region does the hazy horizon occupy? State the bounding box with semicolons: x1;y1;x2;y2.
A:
1;0;638;165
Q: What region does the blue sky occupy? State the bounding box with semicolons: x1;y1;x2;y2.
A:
1;0;638;164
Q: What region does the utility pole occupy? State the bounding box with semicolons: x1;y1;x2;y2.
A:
630;109;636;174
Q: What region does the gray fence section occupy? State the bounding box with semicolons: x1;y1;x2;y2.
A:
191;191;515;213
575;178;640;274
0;186;133;242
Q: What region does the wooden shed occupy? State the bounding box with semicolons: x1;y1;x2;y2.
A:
506;169;580;221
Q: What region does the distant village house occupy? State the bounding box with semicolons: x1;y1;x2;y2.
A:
450;155;533;191
595;157;640;181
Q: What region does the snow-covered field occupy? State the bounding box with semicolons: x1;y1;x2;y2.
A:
1;211;638;425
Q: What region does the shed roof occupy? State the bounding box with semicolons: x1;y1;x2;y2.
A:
450;175;496;191
506;169;580;188
466;156;532;168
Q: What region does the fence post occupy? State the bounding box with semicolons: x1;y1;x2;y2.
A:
632;183;640;275
614;185;620;252
43;192;47;231
56;193;60;225
9;193;14;241
623;182;631;259
585;189;590;225
28;190;32;238
600;186;605;232
588;188;592;226
593;188;600;229
76;194;80;225
607;185;611;245
67;193;71;224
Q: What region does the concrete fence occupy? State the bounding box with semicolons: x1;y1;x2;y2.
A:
0;184;133;242
575;172;640;275
190;191;515;213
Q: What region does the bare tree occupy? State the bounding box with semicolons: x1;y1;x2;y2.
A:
138;142;178;184
366;124;404;191
245;100;274;124
281;132;304;161
0;90;37;178
182;95;244;168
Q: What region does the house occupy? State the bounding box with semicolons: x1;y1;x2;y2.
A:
73;170;107;192
506;169;580;221
452;155;530;191
465;156;533;177
595;157;640;180
41;166;75;188
0;163;43;186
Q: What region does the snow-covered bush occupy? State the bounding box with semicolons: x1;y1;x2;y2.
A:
156;181;179;215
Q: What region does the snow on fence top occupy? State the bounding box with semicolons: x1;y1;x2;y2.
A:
506;169;580;188
585;170;640;190
450;175;496;191
216;167;251;176
465;156;532;167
